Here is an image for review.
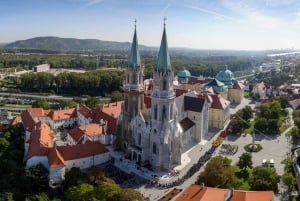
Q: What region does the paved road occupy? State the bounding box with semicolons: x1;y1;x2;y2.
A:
0;92;110;102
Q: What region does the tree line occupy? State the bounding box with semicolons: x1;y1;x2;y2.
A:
17;69;124;96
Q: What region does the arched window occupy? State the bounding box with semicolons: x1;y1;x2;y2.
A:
170;104;173;120
163;79;167;90
154;105;157;120
138;133;141;145
153;142;157;154
162;105;166;120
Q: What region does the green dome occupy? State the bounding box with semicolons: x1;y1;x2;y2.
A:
215;65;234;85
177;69;191;78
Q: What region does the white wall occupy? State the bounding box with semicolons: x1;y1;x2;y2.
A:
49;167;65;184
26;156;49;169
64;152;110;170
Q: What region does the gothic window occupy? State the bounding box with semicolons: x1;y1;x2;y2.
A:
153;142;157;154
163;79;167;90
162;105;166;120
154;105;157;120
127;73;129;84
132;74;136;84
154;129;157;134
125;96;128;111
169;104;173;120
138;133;141;145
140;96;143;110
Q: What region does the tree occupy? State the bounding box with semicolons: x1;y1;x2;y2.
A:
197;156;235;188
254;117;267;134
110;91;123;103
95;179;121;201
32;98;50;109
63;167;87;189
65;183;95;201
282;172;295;191
294;117;300;130
242;106;253;121
108;189;145;201
249;166;280;192
237;152;253;170
230;118;245;134
84;97;99;108
267;119;279;134
25;193;50;201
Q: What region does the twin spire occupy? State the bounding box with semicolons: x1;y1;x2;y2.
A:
128;19;171;72
128;20;141;69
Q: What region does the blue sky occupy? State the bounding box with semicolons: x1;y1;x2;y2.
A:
1;0;300;50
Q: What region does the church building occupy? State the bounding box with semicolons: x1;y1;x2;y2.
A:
117;22;209;171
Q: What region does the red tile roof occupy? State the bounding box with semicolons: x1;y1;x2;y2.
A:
97;101;123;134
232;80;244;90
210;94;230;109
77;104;93;118
48;108;76;121
176;88;188;97
26;122;54;160
68;123;105;142
57;141;109;161
21;110;36;131
176;184;274;201
101;101;123;118
48;148;65;167
28;108;45;117
68;127;85;143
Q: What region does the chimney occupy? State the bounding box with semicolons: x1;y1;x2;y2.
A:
200;183;204;189
76;104;79;111
224;188;233;201
100;104;104;111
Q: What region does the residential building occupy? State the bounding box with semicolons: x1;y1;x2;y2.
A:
175;184;275;201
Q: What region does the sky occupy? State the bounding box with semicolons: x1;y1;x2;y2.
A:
1;0;300;50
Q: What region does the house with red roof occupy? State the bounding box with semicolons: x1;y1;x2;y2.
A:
175;184;274;201
20;103;120;185
252;81;267;98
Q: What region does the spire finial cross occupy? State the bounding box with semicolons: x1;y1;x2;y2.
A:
134;19;137;29
163;17;167;27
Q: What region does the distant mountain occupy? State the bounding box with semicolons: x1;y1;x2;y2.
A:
5;36;153;52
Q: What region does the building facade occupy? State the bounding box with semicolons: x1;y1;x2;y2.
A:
117;24;209;171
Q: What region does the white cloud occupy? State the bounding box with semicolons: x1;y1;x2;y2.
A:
186;5;237;22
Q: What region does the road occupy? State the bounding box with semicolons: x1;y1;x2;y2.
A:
0;92;110;102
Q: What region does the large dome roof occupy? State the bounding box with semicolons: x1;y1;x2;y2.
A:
177;69;191;78
215;65;234;85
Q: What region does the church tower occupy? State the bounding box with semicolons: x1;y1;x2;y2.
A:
149;19;178;171
117;22;144;153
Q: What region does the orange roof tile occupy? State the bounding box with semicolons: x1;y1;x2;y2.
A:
232;80;244;90
68;127;85;142
77;104;93;118
68;123;104;142
79;123;105;137
101;101;123;119
48;148;66;168
175;185;274;201
48;108;76;121
28;108;47;117
57;141;109;161
210;94;230;110
26;122;54;160
21;110;36;131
